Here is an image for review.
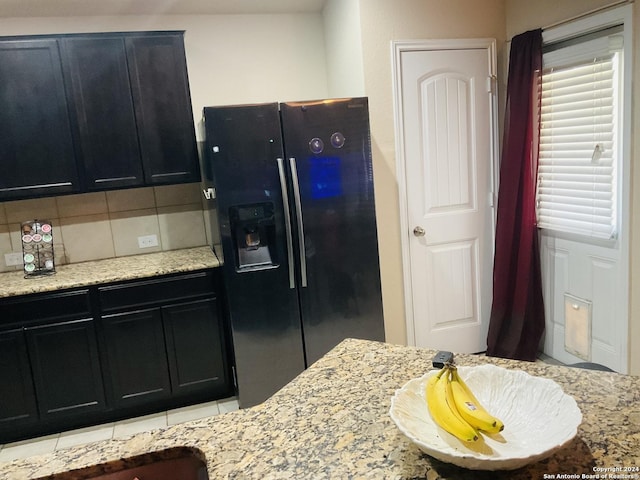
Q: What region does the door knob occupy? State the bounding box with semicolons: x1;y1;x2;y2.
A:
413;226;426;237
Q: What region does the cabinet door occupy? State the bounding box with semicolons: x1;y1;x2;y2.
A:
102;308;172;408
0;39;79;200
0;329;38;428
163;298;229;397
25;318;106;419
61;37;143;190
126;33;199;185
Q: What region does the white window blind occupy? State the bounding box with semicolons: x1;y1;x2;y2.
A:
537;34;622;239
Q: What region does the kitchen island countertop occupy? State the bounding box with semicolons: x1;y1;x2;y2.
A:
1;338;638;479
0;246;220;299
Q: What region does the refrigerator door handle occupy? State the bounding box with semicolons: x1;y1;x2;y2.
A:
277;158;296;289
289;157;308;288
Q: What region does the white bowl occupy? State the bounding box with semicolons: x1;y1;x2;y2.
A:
389;364;582;470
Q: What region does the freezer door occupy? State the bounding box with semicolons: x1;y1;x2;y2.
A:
203;103;305;407
280;98;385;365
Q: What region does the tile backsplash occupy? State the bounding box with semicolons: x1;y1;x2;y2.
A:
0;183;209;273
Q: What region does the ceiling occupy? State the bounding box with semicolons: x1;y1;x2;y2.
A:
0;0;327;17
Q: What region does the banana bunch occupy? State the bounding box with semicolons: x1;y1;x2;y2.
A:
425;364;504;442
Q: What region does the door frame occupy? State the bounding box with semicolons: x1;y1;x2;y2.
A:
391;39;500;346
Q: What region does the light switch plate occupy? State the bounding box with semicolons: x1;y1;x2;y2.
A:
137;234;159;249
4;252;23;266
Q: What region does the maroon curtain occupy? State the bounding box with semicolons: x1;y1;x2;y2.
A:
486;29;545;362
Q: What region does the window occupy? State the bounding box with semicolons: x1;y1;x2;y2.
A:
537;28;623;239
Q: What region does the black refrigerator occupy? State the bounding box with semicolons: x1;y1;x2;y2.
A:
202;98;384;407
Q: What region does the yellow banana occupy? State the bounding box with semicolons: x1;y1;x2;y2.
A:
449;367;504;434
443;368;473;427
425;367;478;442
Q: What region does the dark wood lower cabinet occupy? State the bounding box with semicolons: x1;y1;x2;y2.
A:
102;299;229;408
0;329;38;428
0;269;232;444
25;318;106;419
163;298;228;396
102;308;172;408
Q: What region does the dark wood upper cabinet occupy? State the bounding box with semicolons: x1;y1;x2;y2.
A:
0;31;199;201
0;39;80;199
61;36;144;190
126;34;200;185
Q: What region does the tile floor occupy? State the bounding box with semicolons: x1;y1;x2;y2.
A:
0;397;239;463
537;352;565;366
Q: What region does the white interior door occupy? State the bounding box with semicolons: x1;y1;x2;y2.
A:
393;40;498;353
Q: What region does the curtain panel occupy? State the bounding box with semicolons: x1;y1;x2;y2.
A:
486;29;545;361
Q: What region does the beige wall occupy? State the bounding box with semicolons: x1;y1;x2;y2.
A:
357;0;507;345
504;0;639;374
505;0;619;37
323;0;365;97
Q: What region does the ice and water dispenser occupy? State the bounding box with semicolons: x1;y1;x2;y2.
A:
229;202;277;271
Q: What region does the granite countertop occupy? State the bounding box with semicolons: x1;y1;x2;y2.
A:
0;246;220;299
1;338;638;479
